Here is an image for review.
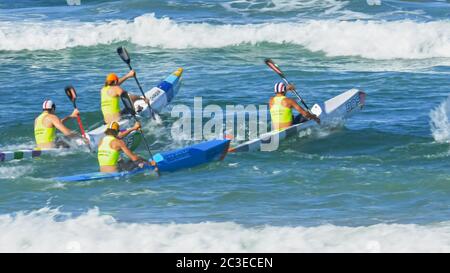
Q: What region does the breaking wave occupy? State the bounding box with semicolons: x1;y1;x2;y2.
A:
2;14;450;60
2;208;450;252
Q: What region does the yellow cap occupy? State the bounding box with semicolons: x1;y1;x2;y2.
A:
107;121;120;131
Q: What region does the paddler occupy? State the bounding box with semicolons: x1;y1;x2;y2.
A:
98;121;155;173
269;82;320;130
34;100;81;149
101;71;149;124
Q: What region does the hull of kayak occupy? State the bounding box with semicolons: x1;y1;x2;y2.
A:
0;68;183;163
229;89;366;152
53;139;230;182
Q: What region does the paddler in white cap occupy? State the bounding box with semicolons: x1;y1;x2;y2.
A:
34;100;81;149
269;82;320;130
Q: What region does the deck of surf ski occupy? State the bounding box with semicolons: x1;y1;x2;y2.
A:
229;89;366;153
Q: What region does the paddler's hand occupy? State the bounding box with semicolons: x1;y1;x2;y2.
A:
70;109;80;118
307;113;320;124
286;84;296;91
134;157;146;169
126;70;136;79
150;160;159;173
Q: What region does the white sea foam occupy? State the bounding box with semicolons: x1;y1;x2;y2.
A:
221;0;350;15
1;207;450;252
220;0;372;21
0;165;33;179
430;95;450;142
0;142;36;151
2;14;450;60
366;0;381;6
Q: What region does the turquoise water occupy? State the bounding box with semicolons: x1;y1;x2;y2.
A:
1;0;450;252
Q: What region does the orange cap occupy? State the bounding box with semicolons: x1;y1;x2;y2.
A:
105;73;119;84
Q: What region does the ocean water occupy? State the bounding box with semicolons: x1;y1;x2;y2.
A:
1;0;450;252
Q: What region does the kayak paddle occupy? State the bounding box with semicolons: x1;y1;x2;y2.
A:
64;85;88;141
116;46;161;123
264;58;311;111
120;91;160;175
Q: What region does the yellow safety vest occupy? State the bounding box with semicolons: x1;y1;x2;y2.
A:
34;112;56;145
101;86;120;116
270;96;293;126
98;135;120;167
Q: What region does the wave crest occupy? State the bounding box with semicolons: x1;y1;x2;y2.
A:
2;14;450;60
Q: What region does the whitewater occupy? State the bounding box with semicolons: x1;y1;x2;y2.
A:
2;208;450;253
2;14;450;60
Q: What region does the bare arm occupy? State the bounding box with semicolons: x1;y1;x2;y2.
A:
50;115;75;136
61;116;71;123
288;99;309;117
113;87;147;106
118;76;129;85
61;109;80;124
288;99;321;124
116;139;140;161
118;128;134;139
118;122;141;139
118;70;135;85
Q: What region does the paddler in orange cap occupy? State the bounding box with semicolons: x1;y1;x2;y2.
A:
101;71;149;124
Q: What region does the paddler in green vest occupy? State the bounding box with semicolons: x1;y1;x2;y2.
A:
101;71;149;124
269;82;320;131
98;121;154;173
34;100;82;149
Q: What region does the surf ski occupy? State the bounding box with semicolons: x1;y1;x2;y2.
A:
229;89;366;153
53;139;230;182
0;68;183;163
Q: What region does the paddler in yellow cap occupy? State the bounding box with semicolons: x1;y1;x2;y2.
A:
34;100;81;149
101;70;149;124
269;82;320;131
98;121;151;173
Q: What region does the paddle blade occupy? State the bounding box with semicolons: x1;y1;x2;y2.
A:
264;58;285;78
120;92;136;116
64;85;78;108
117;46;131;65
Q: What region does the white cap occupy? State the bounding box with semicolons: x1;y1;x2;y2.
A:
42;100;55;110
